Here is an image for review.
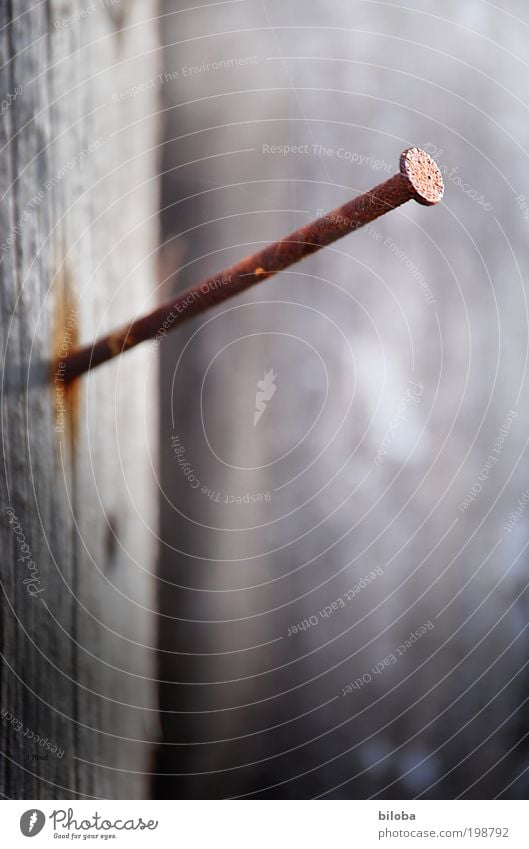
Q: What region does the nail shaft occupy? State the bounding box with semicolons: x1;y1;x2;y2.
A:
60;148;443;382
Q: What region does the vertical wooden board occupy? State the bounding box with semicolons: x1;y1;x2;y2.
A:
1;0;159;799
48;0;110;799
0;1;26;797
55;0;160;799
0;1;78;799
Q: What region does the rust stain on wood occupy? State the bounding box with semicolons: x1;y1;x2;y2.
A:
51;263;80;453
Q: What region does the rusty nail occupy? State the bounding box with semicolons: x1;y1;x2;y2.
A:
59;147;443;382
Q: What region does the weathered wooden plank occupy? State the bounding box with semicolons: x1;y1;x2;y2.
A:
1;0;159;799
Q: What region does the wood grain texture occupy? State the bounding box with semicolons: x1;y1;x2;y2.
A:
0;1;159;798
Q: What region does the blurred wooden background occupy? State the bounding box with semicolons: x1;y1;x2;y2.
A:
156;0;529;798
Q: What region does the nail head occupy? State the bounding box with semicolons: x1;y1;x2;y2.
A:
400;147;444;206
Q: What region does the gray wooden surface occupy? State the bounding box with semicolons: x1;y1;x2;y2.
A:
0;1;159;798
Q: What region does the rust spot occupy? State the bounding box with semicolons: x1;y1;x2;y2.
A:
254;267;268;277
108;334;124;357
107;331;135;357
51;263;80;454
